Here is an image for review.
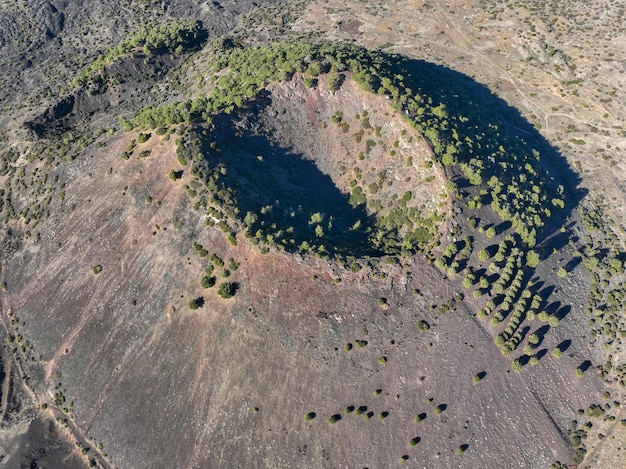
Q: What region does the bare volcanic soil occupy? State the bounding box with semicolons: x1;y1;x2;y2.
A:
1;78;605;468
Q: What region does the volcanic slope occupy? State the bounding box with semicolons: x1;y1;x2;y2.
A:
0;40;616;468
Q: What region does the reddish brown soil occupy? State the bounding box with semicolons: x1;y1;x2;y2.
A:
0;78;606;468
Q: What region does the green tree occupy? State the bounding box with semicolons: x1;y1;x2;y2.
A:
217;282;237;299
327;72;344;91
462;274;475;289
526;250;540;268
188;297;204;309
200;276;216;288
477;249;489;262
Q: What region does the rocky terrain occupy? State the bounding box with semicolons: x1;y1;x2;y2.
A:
0;1;625;468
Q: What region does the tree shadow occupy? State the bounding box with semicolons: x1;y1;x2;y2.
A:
540;230;573;260
535;348;547;361
474;268;487;278
486;273;499;284
492;294;504;307
555;305;571;320
534;324;551;342
518;325;530;345
495;221;512;236
545;301;562;316
565;256;582;271
556;339;571;353
537;285;555;306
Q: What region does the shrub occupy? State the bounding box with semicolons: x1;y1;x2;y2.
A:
327;72;344;91
188;297;204;309
137;132;150;143
575;368;585;378
169;170;183;180
587;404;604;417
328;414;342;424
210;254;224;267
378;357;387;365
228;258;240;271
92;265;102;275
217;282;237;299
417;320;430;332
304;412;317;421
200;276;216;288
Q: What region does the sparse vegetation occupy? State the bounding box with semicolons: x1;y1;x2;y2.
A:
1;4;622;467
